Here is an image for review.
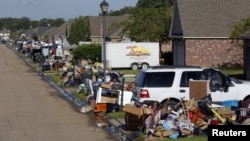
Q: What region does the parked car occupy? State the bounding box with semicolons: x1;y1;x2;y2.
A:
131;66;250;108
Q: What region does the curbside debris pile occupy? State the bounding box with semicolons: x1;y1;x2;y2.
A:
122;95;250;140
78;78;250;140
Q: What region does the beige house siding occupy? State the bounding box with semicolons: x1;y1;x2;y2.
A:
185;39;243;67
92;37;121;43
91;37;102;42
161;41;172;53
0;28;10;40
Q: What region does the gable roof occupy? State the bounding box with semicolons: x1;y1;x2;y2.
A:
239;31;250;39
45;20;73;38
42;27;57;37
89;15;129;38
0;28;10;34
170;0;250;38
32;26;49;37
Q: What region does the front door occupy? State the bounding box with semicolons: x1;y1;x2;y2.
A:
173;41;185;66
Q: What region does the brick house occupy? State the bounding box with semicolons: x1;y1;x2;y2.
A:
239;31;250;79
169;0;250;68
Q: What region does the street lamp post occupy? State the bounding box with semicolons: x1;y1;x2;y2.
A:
59;36;63;48
47;23;50;43
30;26;32;39
100;0;109;83
58;36;63;74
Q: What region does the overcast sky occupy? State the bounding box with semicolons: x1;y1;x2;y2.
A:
0;0;138;21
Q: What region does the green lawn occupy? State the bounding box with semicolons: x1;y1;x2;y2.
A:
106;111;126;118
48;73;61;82
146;136;207;141
220;68;244;79
73;91;89;101
114;69;139;75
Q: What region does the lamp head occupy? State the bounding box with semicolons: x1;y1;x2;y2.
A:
100;0;109;15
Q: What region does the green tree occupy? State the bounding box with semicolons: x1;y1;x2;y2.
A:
120;7;172;42
67;16;90;45
230;16;250;40
30;21;38;28
9;31;21;39
1;17;27;32
18;17;31;30
114;0;173;42
0;17;64;34
52;18;65;27
37;18;54;27
108;6;134;16
136;0;173;8
72;43;101;62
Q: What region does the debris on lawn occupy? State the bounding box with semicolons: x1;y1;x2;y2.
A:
123;94;250;140
76;73;250;140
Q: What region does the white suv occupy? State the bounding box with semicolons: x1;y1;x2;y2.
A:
132;66;250;108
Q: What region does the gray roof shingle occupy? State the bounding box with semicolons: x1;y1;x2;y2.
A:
170;0;250;38
89;15;129;38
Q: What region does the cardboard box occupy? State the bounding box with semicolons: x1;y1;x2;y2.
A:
101;83;111;89
96;87;118;104
100;96;117;104
162;130;173;137
189;80;209;100
123;104;144;117
111;83;122;90
80;105;95;113
217;107;231;115
154;130;162;137
180;129;191;135
125;113;149;131
154;124;165;131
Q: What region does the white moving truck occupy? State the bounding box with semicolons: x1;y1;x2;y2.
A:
105;42;160;70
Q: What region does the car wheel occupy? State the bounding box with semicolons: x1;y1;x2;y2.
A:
161;100;178;118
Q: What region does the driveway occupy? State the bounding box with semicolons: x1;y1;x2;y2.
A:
0;44;115;141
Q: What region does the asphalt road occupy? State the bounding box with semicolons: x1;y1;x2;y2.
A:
0;44;115;141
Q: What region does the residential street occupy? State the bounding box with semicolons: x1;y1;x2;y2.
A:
0;44;115;141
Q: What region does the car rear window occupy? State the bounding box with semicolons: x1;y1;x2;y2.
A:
134;72;146;87
144;72;175;87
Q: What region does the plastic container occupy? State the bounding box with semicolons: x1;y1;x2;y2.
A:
221;100;238;107
169;131;179;139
